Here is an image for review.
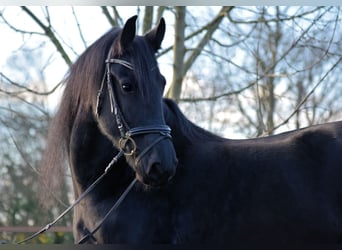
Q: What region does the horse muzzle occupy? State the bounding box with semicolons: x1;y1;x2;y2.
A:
133;135;178;187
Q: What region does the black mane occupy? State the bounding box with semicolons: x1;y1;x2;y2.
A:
163;98;225;144
40;28;122;205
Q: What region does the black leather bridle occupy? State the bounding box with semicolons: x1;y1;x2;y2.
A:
17;51;173;244
96;52;172;164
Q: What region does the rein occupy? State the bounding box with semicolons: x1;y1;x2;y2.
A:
77;178;138;244
16;150;129;244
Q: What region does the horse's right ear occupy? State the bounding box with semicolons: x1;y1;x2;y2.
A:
145;17;166;52
115;15;138;55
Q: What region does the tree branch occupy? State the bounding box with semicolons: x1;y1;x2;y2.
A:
180;83;254;102
71;7;87;49
227;6;325;24
0;72;63;96
183;6;234;74
270;54;342;134
101;6;122;27
21;6;72;66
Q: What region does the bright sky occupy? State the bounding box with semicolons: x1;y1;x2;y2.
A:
0;7;136;68
0;6;175;112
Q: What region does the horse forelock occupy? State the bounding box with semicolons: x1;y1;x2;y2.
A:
130;36;160;100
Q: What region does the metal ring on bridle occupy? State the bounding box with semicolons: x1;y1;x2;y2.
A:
119;136;137;156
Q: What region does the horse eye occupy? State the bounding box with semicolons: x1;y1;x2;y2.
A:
121;82;134;93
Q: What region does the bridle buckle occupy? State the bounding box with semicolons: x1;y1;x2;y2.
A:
119;135;137;156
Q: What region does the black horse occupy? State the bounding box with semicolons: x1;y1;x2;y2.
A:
42;15;342;244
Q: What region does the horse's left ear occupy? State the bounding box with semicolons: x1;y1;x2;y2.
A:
117;15;138;53
145;18;166;52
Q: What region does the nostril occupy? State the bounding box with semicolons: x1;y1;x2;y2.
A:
147;162;162;177
146;162;171;184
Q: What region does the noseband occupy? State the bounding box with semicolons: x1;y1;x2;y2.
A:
96;53;172;165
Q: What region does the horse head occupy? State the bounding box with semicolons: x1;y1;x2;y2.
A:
95;16;178;187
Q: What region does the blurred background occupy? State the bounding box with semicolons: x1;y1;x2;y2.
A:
0;6;341;243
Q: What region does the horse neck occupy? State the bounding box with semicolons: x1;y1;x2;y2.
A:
162;100;191;147
69;109;133;198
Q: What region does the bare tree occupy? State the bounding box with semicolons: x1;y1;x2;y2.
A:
178;6;342;137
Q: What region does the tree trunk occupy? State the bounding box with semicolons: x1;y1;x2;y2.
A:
142;7;153;33
166;6;186;102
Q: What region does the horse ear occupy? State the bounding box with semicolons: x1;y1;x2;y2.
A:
145;18;166;52
117;15;138;53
